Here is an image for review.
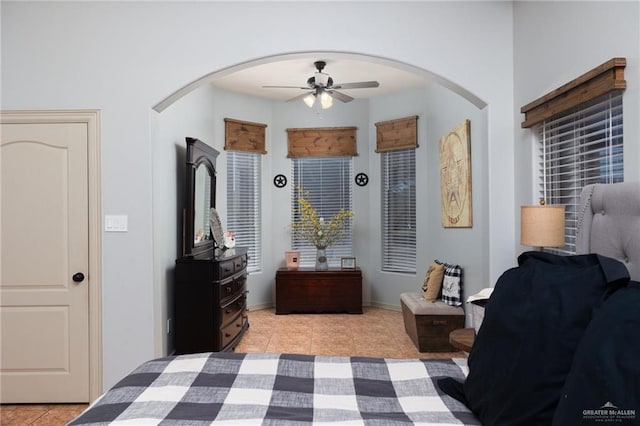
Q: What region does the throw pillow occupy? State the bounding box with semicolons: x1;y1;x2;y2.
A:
441;263;463;306
422;261;445;301
462;251;629;426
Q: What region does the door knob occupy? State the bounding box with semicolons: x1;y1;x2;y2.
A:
72;272;85;282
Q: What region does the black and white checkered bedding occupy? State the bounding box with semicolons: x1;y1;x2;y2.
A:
69;352;480;425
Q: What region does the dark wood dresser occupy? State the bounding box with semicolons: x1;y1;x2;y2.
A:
275;267;362;314
175;247;248;354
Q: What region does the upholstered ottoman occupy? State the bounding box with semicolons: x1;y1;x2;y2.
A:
400;292;465;352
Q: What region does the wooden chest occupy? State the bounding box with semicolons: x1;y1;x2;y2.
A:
275;267;362;314
400;293;465;352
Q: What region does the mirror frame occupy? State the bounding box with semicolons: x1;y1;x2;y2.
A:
184;137;219;258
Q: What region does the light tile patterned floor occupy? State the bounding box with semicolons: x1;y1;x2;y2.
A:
1;306;464;425
236;306;464;359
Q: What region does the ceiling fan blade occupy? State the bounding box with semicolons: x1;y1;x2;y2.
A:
286;91;314;102
327;90;354;103
263;85;309;90
332;81;380;90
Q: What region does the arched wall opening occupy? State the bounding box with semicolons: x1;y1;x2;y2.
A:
151;51;490;356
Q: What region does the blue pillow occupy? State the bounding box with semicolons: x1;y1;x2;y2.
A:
463;251;629;425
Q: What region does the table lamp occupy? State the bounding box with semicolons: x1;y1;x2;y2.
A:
520;202;565;249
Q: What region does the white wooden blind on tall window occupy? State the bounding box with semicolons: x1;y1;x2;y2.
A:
227;151;262;272
381;148;416;273
291;157;353;267
537;92;623;255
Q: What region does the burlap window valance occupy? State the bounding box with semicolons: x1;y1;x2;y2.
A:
375;115;418;153
286;127;357;158
224;118;267;154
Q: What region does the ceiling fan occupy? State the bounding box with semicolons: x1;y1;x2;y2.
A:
262;61;380;109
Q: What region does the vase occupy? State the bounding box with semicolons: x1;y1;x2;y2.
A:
315;246;328;270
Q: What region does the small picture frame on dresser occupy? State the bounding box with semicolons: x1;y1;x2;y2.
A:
341;257;356;269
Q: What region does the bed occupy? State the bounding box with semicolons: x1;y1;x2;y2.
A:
69;181;639;425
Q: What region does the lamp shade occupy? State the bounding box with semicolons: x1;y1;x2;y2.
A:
520;205;566;248
320;91;333;109
303;93;316;108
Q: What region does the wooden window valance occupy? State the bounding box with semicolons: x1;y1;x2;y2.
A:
521;57;626;128
286;127;357;158
224;118;267;154
375;115;418;153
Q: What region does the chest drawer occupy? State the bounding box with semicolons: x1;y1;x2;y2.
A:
217;253;248;280
221;294;246;326
220;275;246;304
220;313;246;349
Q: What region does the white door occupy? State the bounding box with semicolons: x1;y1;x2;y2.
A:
1;117;93;402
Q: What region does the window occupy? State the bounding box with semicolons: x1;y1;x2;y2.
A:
537;92;623;254
381;148;416;273
291;157;353;267
226;151;262;272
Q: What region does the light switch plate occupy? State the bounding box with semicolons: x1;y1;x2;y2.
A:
105;215;128;232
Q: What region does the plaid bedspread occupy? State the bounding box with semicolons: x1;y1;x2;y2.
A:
69;352;480;425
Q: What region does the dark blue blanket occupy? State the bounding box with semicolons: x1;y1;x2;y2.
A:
552;281;640;425
440;251;631;425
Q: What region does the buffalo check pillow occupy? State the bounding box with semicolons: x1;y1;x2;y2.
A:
441;263;463;306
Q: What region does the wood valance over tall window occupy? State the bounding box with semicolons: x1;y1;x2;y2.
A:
224;118;267;154
521;58;626;128
375;115;418;153
286;127;357;158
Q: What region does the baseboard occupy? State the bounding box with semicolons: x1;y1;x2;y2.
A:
370;300;401;312
248;301;401;313
248;303;274;312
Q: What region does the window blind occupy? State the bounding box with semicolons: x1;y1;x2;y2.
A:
537;92;623;255
226;151;262;272
291;157;353;267
381;148;416;273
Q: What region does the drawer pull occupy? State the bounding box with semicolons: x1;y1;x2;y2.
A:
225;309;232;314
432;320;447;325
236;323;241;328
226;287;232;293
225;332;231;338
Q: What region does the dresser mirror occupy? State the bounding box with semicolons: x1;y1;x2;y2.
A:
184;137;219;258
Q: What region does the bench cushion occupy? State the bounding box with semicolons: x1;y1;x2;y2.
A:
401;292;464;316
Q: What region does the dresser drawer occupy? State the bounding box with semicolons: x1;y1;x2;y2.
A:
220;313;245;349
221;294;246;326
218;260;236;280
234;255;247;272
220;275;246;304
217;253;247;280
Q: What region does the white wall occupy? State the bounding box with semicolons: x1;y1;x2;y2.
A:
367;85;488;325
513;1;640;251
158;81;485;331
154;86;273;355
2;0;516;391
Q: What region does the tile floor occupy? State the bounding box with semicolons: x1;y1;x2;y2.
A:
1;306;465;425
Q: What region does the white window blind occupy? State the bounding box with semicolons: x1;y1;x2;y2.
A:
226;151;262;272
291;157;353;267
381;148;416;273
537;92;623;255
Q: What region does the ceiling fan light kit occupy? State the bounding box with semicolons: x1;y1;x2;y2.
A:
303;94;316;108
263;60;380;109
